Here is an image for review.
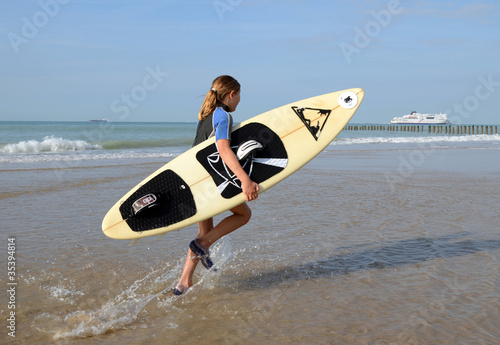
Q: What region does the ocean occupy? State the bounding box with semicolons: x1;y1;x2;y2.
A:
1;121;499;344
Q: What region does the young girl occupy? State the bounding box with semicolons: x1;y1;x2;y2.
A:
174;75;260;295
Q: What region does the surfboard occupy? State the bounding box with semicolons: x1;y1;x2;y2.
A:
102;88;364;240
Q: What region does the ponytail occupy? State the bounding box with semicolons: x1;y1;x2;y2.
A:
198;89;218;121
198;75;240;121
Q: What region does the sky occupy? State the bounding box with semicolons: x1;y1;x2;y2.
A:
1;0;499;124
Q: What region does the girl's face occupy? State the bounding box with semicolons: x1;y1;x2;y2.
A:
225;89;241;112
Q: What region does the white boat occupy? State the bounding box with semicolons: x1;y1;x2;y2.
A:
391;111;449;124
89;118;107;123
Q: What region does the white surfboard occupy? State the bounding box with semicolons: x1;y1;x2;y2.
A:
102;88;364;240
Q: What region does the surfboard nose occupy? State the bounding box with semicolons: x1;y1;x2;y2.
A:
356;88;365;101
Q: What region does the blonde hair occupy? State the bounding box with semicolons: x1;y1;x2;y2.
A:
198;75;240;121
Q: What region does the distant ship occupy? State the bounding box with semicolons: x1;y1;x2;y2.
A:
89;118;107;123
391;111;449;124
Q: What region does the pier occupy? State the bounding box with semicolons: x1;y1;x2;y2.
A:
343;124;499;135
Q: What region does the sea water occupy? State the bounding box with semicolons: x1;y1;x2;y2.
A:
1;121;499;344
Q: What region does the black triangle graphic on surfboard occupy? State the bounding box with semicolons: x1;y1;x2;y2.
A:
291;106;332;141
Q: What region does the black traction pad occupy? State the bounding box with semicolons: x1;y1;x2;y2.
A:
119;170;196;232
196;122;288;199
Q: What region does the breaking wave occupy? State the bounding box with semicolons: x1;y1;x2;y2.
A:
0;136;101;154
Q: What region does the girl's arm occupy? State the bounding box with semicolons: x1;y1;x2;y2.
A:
217;139;260;201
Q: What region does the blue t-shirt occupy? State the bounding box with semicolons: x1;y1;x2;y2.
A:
193;106;233;146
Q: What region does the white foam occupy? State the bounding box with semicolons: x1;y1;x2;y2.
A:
47;286;85;305
0;150;179;164
332;134;500;146
2;134;499;165
43;265;182;340
0;136;101;154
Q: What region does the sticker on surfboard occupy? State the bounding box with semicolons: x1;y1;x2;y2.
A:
291;106;332;141
338;91;358;109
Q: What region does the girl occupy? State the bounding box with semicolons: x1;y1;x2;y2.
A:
174;75;260;295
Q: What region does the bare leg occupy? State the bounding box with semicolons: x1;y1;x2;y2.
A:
199;203;251;249
176;203;251;291
177;218;213;289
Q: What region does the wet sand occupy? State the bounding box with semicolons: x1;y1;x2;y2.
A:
1;147;499;344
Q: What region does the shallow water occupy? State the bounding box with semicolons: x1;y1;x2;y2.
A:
1;145;499;344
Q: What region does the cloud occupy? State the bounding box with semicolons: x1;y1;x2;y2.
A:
448;3;498;19
421;38;471;47
407;2;499;24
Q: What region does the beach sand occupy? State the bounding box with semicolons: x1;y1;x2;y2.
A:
1;146;499;344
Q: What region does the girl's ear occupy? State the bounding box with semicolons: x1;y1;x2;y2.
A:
228;90;235;99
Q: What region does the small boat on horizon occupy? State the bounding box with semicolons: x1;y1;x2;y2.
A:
89;118;107;123
391;111;449;124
